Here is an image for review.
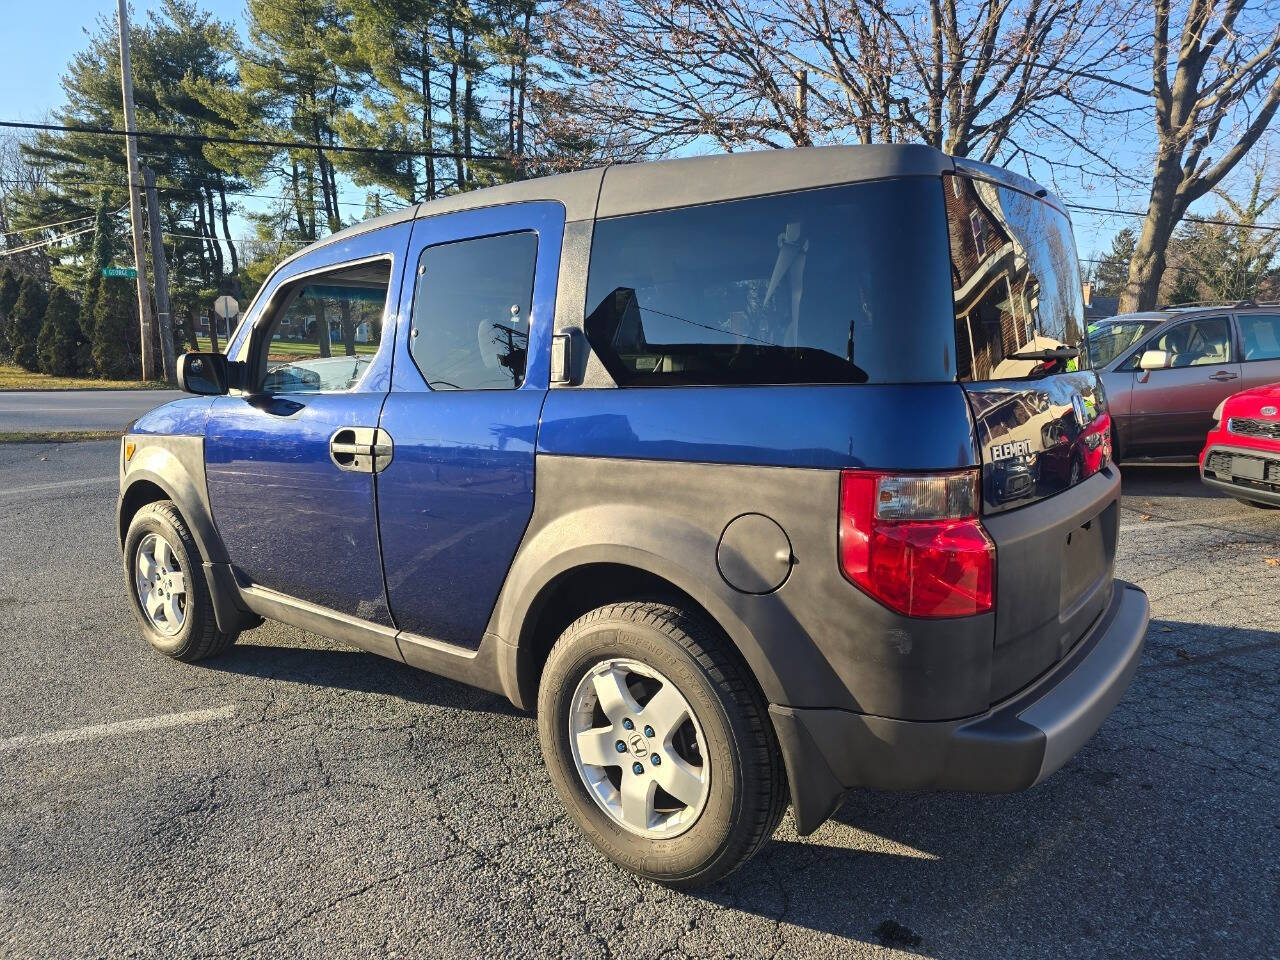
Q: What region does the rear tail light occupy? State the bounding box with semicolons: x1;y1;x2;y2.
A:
839;469;994;618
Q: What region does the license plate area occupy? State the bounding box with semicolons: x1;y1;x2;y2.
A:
1232;455;1266;481
1060;513;1107;617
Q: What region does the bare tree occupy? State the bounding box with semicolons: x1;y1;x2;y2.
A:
545;0;1142;174
1120;0;1280;311
0;133;54;282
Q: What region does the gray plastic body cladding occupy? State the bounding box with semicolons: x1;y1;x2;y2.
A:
771;581;1148;833
981;467;1122;702
120;434;266;632
490;454;996;720
119;434;224;561
238;584;513;698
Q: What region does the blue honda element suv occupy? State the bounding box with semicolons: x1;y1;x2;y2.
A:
118;145;1150;886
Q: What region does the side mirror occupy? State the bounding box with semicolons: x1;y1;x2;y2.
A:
1137;349;1169;371
177;352;228;395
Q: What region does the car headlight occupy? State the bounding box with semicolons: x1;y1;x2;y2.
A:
1211;400;1226;425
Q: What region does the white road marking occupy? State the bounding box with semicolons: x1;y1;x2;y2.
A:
1119;511;1277;533
0;475;115;499
0;705;236;752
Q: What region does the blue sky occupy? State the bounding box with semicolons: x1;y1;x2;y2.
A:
0;1;1258;265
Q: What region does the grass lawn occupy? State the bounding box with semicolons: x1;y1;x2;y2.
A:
192;336;377;357
0;429;123;444
0;363;169;392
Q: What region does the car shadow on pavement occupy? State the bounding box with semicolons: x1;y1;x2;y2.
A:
200;642;523;717
688;619;1280;956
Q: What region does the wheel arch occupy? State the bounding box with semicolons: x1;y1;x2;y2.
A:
119;436;227;564
493;526;787;713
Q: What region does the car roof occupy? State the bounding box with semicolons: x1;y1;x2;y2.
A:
278;144;1065;272
1098;304;1280;326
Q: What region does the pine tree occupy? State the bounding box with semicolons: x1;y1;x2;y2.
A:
81;190;115;338
1092;228;1136;299
36;287;85;377
0;267;19;358
92;277;141;379
9;276;49;372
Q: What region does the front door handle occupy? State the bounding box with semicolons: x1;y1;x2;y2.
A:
329;427;394;473
1209;371;1239;381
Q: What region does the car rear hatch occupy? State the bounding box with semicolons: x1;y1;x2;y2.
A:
965;373;1119;701
945;165;1119;703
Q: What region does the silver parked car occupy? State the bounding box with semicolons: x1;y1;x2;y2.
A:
1086;304;1280;460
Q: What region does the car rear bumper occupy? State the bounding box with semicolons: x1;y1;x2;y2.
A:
770;580;1150;834
1200;444;1280;506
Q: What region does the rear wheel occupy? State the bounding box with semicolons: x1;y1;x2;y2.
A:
537;600;785;887
124;501;238;661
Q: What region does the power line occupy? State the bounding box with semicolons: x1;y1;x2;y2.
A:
0;176;411;210
1065;201;1280;233
2;213;95;235
0;224;96;258
0;119;504;162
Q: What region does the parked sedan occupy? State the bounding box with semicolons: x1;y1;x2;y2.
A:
1200;382;1280;508
1087;306;1280;461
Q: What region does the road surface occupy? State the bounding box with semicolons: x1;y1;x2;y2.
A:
0;444;1277;959
0;390;178;433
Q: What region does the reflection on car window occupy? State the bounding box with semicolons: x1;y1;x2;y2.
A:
262;262;389;393
1150;317;1231;368
1238;313;1280;362
945;174;1084;381
410;231;537;390
583;179;957;386
1085;320;1162;368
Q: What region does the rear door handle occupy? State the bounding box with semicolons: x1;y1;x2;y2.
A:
329;427;394;473
1209;371;1239;381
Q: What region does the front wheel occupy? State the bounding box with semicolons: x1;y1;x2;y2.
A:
124;500;238;661
537;601;785;887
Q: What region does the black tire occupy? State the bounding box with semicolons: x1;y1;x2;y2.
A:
123;500;238;662
537;600;786;887
1234;497;1280;510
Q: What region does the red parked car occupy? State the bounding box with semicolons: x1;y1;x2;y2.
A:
1200;382;1280;508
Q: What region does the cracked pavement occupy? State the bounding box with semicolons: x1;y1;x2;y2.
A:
1;443;1277;959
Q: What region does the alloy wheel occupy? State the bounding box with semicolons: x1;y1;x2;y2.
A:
568;658;710;839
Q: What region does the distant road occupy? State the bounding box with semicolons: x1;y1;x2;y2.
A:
0;390;178;433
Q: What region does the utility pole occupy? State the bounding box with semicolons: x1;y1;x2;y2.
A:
142;166;177;382
116;0;157;382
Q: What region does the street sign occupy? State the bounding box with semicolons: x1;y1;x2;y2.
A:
213;295;239;319
102;266;138;279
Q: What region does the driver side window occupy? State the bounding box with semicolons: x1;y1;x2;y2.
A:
258;260;391;393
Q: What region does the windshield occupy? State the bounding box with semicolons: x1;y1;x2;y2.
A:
945;173;1085;381
1085;320;1162;368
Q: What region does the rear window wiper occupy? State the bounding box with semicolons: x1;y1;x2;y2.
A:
1004;347;1079;362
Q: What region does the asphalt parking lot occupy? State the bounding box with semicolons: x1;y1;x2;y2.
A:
1;440;1277;959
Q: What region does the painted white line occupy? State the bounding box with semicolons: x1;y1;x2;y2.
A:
0;475;115;499
0;705;236;752
1119;512;1278;533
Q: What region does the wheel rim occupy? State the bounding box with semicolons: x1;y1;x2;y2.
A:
134;532;187;636
568;658;710;839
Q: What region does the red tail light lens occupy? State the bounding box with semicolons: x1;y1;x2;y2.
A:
839;470;995;618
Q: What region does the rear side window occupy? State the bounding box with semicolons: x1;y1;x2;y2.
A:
410;231;537;390
582;179;957;386
1238;313;1280;361
945;174;1085;381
